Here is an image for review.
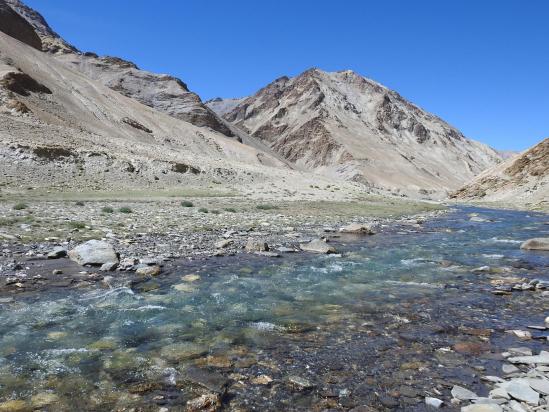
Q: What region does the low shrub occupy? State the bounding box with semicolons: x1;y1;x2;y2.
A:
119;207;132;214
13;203;28;210
181;200;194;207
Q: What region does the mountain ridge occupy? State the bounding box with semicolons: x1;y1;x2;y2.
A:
208;68;502;197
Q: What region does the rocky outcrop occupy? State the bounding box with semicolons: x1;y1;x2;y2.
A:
209;68;502;197
4;0;233;136
520;238;549;251
452;138;548;209
0;0;41;49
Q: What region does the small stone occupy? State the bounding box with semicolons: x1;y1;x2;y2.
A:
299;238;336;254
503;363;519;374
527;378;549;395
489;387;509;399
287;375;315;390
185;393;220;412
100;261;118;272
251;375;273;385
47;246;67;259
215;239;233;249
135;265;161;276
52;269;63;275
182;274;200;282
245;239;269;252
451;385;478;400
505;330;532;340
500;379;539;405
461;405;502;412
425;397;443;408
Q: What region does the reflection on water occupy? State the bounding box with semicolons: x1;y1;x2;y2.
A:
0;207;548;410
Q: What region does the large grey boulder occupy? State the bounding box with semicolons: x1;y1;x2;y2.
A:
520;238;549;251
68;240;118;266
300;239;336;254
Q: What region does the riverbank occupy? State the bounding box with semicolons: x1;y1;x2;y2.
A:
0;193;444;295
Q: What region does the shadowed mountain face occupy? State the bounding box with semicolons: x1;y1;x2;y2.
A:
451;138;548;208
4;0;233;137
209;69;502;197
0;0;41;50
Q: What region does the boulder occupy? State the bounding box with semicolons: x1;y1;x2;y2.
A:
245;239;269;252
300;239;336;254
339;223;375;235
520;238;549;251
68;240;118;266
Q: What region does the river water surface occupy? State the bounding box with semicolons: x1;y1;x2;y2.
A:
0;207;548;411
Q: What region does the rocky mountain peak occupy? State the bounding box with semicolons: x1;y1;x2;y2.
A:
209;68;501;196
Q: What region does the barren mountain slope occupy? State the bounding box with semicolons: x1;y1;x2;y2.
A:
0;31;348;198
209;69;501;197
451;138;548;209
3;0;233;137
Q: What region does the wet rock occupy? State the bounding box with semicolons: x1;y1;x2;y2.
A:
100;261;118;271
520;238;549;251
181;367;228;393
527;378;549;395
0;297;14;304
451;385;478;400
300;238;336;254
30;392;59;409
47;246;67;259
68;240;118;266
508;351;549;365
245;239;269;252
52;269;63;275
160;343;208;362
215;239;233;249
499;379;539;405
278;246;297;253
185;392;221;412
425;397;443;408
287;375;315;390
340;223;375;235
254;251;280;257
135;265;161;276
0;400;29;412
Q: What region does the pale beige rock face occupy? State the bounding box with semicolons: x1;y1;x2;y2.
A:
452;138;548;209
209;68;502;197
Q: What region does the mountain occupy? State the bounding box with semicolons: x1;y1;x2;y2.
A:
207;69;502;197
451;138;548;209
4;0;233;137
0;29;328;195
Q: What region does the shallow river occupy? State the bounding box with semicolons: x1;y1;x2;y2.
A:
0;207;548;411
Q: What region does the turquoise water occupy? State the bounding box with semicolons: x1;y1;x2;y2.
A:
0;207;548;410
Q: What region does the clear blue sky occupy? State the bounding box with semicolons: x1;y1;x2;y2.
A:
25;0;548;151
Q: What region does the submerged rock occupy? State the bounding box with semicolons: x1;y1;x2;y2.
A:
299;239;336;254
68;240;118;266
135;265;161;276
520;238;549;251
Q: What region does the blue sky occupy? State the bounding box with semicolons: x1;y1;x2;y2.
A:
25;0;548;151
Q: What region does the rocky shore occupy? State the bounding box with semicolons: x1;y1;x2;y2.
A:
0;195;443;295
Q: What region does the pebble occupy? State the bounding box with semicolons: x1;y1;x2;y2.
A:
425;397;443;408
135;265;161;276
287;375;315;390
